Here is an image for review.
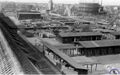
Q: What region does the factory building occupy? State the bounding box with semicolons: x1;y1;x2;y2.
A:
78;40;120;56
56;31;103;43
40;38;88;75
78;3;101;14
17;11;43;20
77;3;103;14
53;40;120;57
41;38;120;57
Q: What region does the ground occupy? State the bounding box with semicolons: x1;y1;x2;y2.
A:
72;54;120;75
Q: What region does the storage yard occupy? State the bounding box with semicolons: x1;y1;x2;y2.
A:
0;0;120;75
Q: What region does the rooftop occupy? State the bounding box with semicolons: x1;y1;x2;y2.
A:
72;56;98;65
93;29;114;33
110;32;120;35
54;44;82;49
40;38;82;49
59;31;102;37
42;41;87;70
79;40;120;48
17;11;41;14
40;38;62;46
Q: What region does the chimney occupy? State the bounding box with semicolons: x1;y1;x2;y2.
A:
48;0;53;11
0;3;2;12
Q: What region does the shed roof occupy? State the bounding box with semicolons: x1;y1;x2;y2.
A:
72;56;99;65
42;41;87;70
40;38;82;49
79;40;120;48
17;11;41;14
54;44;82;49
40;38;62;46
59;32;102;37
110;32;120;36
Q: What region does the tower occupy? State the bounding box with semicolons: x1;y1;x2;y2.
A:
48;0;53;11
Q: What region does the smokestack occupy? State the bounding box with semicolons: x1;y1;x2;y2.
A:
0;3;1;12
48;0;53;11
100;0;103;5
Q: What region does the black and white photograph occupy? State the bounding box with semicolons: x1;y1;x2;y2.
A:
0;0;120;75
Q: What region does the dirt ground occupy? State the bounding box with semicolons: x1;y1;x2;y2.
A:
72;54;120;75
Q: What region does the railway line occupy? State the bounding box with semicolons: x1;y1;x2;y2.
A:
0;13;61;74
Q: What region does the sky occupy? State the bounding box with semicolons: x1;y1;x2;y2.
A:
0;0;120;5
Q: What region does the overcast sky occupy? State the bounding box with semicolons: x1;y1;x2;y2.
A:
0;0;120;5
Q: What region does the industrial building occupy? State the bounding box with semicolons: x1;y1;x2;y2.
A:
17;11;43;20
78;40;120;56
56;31;103;43
1;0;120;75
78;3;101;14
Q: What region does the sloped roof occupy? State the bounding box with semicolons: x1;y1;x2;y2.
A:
59;32;102;37
110;32;120;36
42;41;87;70
79;40;120;48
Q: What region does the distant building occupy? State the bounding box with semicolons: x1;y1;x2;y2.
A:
78;3;101;14
17;11;43;20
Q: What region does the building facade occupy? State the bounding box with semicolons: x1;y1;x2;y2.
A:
56;32;103;43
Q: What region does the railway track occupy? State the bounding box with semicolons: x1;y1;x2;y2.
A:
0;13;61;74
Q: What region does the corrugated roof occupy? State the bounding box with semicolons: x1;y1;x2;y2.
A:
79;40;120;48
17;11;41;14
59;32;102;37
54;44;82;49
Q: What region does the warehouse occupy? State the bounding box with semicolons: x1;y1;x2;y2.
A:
78;3;101;14
53;40;120;57
79;40;120;56
17;11;43;20
56;31;103;43
41;38;120;57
